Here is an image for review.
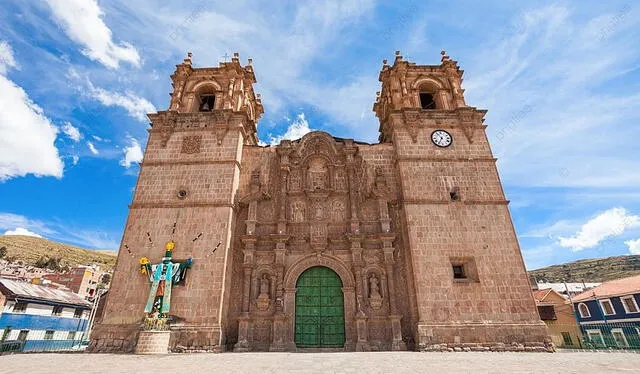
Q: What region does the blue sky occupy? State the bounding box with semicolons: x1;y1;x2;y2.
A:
1;0;639;270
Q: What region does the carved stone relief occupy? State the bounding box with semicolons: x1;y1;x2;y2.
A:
181;135;202;154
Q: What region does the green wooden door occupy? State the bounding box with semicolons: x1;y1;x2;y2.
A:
295;266;345;348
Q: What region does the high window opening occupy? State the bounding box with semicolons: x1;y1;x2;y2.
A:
198;94;216;112
420;92;436;109
452;265;466;279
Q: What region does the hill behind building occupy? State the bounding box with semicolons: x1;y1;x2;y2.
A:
0;235;117;271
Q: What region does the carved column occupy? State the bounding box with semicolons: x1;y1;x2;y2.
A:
276;145;291;234
381;235;406;350
349;234;369;351
235;237;256;351
344;142;360;233
270;235;289;351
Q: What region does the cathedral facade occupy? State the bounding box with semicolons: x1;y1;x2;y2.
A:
89;52;551;352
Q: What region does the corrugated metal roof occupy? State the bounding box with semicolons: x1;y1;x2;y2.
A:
0;277;91;307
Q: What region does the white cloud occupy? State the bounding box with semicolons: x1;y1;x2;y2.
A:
87;141;99;155
3;227;43;238
61;121;81;142
625;238;640;255
0;40;64;181
72;155;79;165
264;113;314;145
0;40;18;74
44;0;140;69
0;212;118;249
92;135;103;141
119;137;143;168
558;207;640;252
86;79;155;122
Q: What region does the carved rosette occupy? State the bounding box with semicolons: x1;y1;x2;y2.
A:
181;135;202;154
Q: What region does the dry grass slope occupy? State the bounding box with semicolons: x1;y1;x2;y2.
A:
529;254;640;283
0;235;116;271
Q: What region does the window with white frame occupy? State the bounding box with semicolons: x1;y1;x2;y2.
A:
586;329;604;346
599;299;615;315
578;303;590;318
611;328;629;347
621;296;639;314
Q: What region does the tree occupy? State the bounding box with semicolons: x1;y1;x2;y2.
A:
0;246;7;259
100;273;112;285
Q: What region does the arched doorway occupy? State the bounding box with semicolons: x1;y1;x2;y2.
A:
295;266;345;348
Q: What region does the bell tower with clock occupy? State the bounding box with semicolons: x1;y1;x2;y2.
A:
374;51;550;350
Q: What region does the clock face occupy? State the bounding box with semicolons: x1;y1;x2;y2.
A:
431;130;452;147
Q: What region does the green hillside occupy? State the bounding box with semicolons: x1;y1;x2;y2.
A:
528;254;640;283
0;235;117;271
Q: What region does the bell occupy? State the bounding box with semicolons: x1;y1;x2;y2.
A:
201;101;209;111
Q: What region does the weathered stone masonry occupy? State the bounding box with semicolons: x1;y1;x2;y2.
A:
89;51;551;353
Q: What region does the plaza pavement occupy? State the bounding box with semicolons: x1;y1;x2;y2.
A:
1;351;639;373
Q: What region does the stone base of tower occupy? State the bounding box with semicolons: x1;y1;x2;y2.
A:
87;323;140;353
88;323;225;353
415;322;554;352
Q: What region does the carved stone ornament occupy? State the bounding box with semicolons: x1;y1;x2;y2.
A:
181;135;202;154
256;274;271;311
368;274;383;310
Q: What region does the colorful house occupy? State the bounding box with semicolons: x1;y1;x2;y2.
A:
0;277;91;352
533;288;583;348
571;275;640;349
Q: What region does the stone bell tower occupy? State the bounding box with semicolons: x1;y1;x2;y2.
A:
89;52;263;352
374;51;550;350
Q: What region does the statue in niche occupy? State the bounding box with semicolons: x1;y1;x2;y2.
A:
313;201;324;221
331;200;345;221
292;201;305;223
289;171;301;191
308;158;328;190
256;274;271;311
368;274;383;310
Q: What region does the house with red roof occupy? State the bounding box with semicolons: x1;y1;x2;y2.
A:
532;288;583;348
571;275;640;349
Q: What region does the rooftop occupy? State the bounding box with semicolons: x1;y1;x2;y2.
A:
0;277;91;308
572;275;640;302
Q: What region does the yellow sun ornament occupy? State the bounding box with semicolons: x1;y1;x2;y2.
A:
139;257;150;274
165;240;175;251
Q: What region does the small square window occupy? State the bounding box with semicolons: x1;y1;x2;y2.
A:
12;302;27;313
452;265;466;279
52;306;63;316
450;257;479;282
67;331;76;340
561;332;573;346
44;330;54;340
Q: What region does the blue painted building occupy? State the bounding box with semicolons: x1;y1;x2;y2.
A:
0;277;91;352
571;275;640;349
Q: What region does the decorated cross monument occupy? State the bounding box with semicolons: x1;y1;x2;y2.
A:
139;240;193;330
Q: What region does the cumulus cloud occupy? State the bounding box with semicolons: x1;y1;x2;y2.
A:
558;207;640;251
264;113;314;145
625;238;640;255
61;121;81;142
3;227;43;238
0;40;64;181
87;141;99;155
86;79;156;122
44;0;140;69
119;137;143;168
